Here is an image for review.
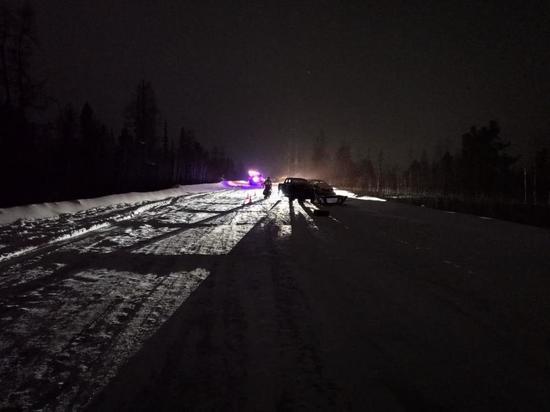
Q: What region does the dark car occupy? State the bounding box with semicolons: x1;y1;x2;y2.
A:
278;177;315;202
309;179;336;196
308;179;347;205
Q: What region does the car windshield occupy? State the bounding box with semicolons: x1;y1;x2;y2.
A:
311;180;331;189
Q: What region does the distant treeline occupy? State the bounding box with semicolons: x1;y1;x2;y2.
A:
0;2;237;207
289;121;550;208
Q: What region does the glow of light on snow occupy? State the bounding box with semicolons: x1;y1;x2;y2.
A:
334;189;386;202
133;206;267;256
356;195;386;202
222;180;263;189
134;224;257;256
54;222;111;242
155;211;216;225
269;202;292;239
278;225;292;239
0;245;38;263
60;224;177;254
298;206;319;231
267;197;318;238
222;179;247;188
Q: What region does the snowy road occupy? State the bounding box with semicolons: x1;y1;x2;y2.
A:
0;187;278;410
2;186;550;410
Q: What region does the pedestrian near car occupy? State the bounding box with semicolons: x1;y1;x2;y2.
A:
263;177;272;191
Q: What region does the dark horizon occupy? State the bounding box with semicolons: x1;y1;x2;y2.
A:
1;0;550;208
32;0;550;172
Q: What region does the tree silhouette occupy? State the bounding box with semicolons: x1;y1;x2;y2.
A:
358;153;376;191
56;104;78;193
461;120;517;196
0;6;238;207
80;102;104;191
440;151;454;195
334;141;355;186
0;0;43;205
534;147;550;204
0;1;13;106
125;80;159;160
13;1;40;113
311;130;328;178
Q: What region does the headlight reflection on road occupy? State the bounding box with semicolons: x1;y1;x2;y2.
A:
334;189;386;202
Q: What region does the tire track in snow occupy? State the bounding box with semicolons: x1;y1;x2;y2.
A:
0;269;209;410
0;191;220;267
129;197;274;256
0;188;272;410
0;191;247;293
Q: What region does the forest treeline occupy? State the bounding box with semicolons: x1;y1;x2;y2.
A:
1;1;549;214
300;120;550;207
0;2;237;207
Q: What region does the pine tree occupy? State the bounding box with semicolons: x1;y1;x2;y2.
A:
124;80;159;160
461;120;517;196
311;130;328;177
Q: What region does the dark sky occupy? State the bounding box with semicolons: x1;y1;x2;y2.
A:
33;0;550;172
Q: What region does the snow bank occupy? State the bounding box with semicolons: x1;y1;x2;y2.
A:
0;183;224;225
333;189;386;202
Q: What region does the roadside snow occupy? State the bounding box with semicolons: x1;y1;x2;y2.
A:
0;183;224;225
0;184;225;264
333;188;386;202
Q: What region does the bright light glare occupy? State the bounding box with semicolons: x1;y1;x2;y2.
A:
334;189;386;202
357;196;386;202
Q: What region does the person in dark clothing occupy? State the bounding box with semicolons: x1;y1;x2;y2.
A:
263;177;272;198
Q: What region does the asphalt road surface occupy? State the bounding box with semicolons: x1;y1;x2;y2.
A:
2;188;550;410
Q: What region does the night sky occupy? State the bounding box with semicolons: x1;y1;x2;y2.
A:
33;1;550;172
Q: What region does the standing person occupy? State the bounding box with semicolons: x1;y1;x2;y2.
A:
263;177;272;198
